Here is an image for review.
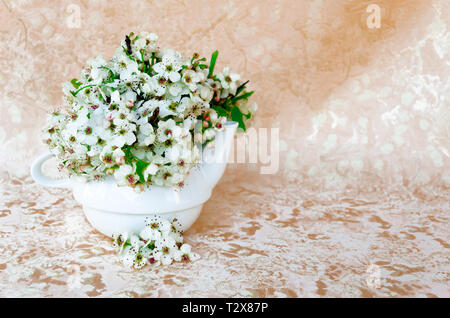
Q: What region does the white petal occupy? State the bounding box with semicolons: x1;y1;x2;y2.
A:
153;62;165;74
161;255;173;265
145;163;159;175
180;244;192;253
169;71;181;83
112;136;126;148
125;132;136;145
139;227;153;240
169;83;182;96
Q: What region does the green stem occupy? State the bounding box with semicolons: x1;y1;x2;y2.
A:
151;53;156;66
72;84;98;96
122;46;136;61
98;66;114;75
140;50;146;73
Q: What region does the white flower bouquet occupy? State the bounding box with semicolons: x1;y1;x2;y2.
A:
43;32;256;190
113;215;200;269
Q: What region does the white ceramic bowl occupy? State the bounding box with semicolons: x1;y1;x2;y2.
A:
31;122;237;236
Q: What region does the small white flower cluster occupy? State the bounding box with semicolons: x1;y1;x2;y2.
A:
43;32;256;189
112;215;199;269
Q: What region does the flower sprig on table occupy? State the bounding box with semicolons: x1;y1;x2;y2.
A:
43;32;256;189
112;215;199;269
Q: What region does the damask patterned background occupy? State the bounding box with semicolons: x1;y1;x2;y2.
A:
0;0;448;297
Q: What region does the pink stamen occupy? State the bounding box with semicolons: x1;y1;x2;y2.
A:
127;175;135;184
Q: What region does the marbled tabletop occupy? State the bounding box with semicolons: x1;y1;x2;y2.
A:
0;0;449;297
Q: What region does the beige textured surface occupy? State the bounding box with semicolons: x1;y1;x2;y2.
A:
0;0;449;297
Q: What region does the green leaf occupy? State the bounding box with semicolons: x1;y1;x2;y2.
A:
232;91;254;102
123;150;132;165
212;105;228;117
123;147;149;183
135;159;150;183
208;50;219;77
71;78;82;89
198;64;208;69
231;105;246;131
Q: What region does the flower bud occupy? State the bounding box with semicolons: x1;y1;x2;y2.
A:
116;156;125;165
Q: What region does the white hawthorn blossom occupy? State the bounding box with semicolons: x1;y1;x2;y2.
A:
111;49;139;81
114;164;138;186
112;216;199;269
44;32;256;190
153;49;183;82
217;66;241;97
174;244;200;263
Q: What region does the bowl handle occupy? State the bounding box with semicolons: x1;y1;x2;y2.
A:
30;152;72;188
